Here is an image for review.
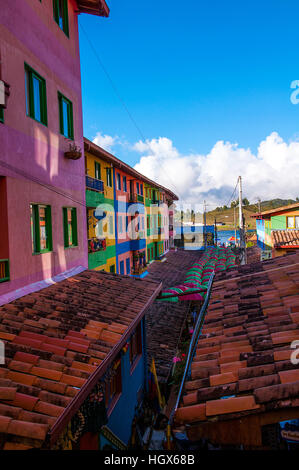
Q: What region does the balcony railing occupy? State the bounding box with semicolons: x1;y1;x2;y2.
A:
0;259;9;283
88;238;106;253
86;175;104;193
152;199;161;206
129;193;144;204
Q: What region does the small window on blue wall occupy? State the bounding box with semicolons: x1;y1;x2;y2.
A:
105;356;122;409
130;322;142;365
120;260;124;275
126;257;130;275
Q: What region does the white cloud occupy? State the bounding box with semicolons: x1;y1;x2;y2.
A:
92;132;118;152
133;132;299;207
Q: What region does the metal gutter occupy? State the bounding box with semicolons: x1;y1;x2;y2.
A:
168;272;215;427
49;281;162;445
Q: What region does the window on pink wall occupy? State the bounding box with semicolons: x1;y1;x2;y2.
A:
117;173;121;191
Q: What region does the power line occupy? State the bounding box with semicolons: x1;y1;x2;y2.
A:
79;23;183;200
79;22;146;142
225;178;239;208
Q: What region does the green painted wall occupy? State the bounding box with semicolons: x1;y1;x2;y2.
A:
88;244;116;270
271;215;286;230
86;189;114;208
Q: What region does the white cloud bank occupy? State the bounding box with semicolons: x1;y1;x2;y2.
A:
93;132;118;152
133;133;299;207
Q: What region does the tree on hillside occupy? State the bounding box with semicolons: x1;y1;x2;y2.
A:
242;197;250;206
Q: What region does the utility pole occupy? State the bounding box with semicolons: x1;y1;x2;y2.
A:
238;176;246;265
257;197;261;214
203;200;207;250
214;218;217;246
234;205;237;247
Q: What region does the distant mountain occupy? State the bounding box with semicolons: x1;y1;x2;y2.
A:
174;198;298;230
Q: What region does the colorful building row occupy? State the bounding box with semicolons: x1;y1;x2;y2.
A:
0;0;177;451
252;202;299;258
84;139;178;277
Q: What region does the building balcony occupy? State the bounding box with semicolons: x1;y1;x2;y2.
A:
88;237;106;253
129;193;144;204
152;199;161;206
86;175;104;193
0;259;9;283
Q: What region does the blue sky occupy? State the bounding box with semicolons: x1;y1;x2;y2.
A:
79;1;299;205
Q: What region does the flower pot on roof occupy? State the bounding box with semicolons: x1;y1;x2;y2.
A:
64;142;82;160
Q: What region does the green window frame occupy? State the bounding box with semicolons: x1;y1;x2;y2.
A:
53;0;69;36
63;207;78;248
106;168;112;187
110;264;115;273
25;64;47;126
58;92;74;139
30;204;52;254
0;108;4;124
0;259;10;283
95;161;101;180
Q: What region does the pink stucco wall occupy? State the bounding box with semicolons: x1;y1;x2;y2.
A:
0;0;88;295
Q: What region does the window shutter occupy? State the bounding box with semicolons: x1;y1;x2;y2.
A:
63;207;69;247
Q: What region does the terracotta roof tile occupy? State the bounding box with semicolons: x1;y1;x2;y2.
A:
177;251;299;433
34;400;65;418
210;372;238;386
7;419;49;441
206;396;260;416
30;367;63;382
175;403;206;424
0;269;161;449
0;415;12;433
278;370;299;384
6;393;39;411
0;388;17;401
7;371;36;387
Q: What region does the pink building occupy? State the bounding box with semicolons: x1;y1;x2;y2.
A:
0;0;109;298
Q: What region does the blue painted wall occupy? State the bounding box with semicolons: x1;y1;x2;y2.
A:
116;239;146;256
105;317;147;446
256;219;265;250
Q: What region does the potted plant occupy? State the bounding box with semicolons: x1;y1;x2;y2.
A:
64;142;82;160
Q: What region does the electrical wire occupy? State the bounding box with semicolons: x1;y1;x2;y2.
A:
225;177;239;208
79;22;183;199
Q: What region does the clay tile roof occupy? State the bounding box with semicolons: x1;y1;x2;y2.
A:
76;0;109;17
272;230;299;248
175;251;299;431
0;270;161;449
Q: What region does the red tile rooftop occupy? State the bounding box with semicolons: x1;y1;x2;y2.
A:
175;251;299;434
0;269;161;449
